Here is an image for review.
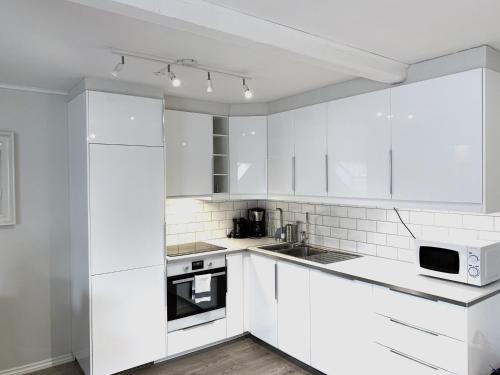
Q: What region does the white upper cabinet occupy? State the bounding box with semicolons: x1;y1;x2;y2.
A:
328;90;392;199
294;103;328;196
88;91;163;146
165;110;213;197
277;261;311;364
229;116;267;197
391;69;483;204
267;111;295;196
89;144;165;275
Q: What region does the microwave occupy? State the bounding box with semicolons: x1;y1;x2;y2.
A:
416;238;500;286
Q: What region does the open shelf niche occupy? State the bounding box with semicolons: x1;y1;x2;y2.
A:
213;116;229;195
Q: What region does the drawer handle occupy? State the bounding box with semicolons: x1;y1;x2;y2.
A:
389;317;439;337
181;320;217;331
389;348;440;371
389;287;439;302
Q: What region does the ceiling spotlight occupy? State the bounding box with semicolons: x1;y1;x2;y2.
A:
243;78;253;99
167;64;181;87
111;56;125;78
206;72;213;93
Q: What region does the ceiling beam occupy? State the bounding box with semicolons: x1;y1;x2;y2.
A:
67;0;408;83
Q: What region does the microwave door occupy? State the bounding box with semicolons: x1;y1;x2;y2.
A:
418;245;468;283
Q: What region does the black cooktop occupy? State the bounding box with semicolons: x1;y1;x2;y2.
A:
166;242;226;257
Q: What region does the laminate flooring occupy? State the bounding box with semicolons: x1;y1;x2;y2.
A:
32;337;316;375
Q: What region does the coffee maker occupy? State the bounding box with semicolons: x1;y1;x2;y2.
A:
248;208;266;237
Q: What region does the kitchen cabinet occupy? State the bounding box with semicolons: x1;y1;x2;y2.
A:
165;110;213;197
277;262;310;364
310;269;373;374
391;69;483;204
89;144;165;275
294;103;328;196
229;116;267;198
69;91;166;375
91;266;166;375
247;253;277;346
87;91;163;146
226;253;244;338
327;89;391;199
267;111;295;196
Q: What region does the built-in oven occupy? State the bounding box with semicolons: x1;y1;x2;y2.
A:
166;254;227;332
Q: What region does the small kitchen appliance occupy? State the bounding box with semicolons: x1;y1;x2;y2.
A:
231;217;249;238
416;238;500;286
248;208;266;237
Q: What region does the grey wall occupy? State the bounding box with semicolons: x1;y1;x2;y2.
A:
0;88;71;371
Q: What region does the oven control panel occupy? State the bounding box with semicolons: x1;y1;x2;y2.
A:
167;255;226;276
467;248;481;283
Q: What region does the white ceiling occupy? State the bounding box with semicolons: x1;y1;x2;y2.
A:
1;0;500;103
205;0;500;64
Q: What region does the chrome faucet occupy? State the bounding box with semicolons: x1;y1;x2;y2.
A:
301;212;310;245
275;208;286;241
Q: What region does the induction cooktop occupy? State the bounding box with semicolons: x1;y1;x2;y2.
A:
166;242;226;257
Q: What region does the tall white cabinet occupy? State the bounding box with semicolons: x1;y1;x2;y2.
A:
69;91;167;375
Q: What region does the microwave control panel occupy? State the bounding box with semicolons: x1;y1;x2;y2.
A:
468;248;481;283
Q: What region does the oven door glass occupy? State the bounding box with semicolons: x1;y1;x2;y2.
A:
167;267;227;322
419;246;460;274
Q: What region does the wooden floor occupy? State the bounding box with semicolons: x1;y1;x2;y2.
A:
32;337;316;375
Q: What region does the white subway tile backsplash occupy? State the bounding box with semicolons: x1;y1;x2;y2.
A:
323;216;340;227
367;232;387;245
387;209;409;223
357;242;376;256
462;215;494;231
495;217;500;231
387;234;410;249
302;203;315;214
211;211;225;221
331;228;348;239
398;248;416;263
357;219;376;232
448;228;478;241
348;207;366;219
289;203;302;213
479;231;500;241
377;245;398;260
340;217;357;229
377;221;398;234
332;206;348;217
410;211;435;225
323;236;340;248
348;230;367;242
315;205;331;215
434;213;462;228
366;208;386;221
308;214;322;225
315;225;331;236
421;225;449;240
340;240;357;252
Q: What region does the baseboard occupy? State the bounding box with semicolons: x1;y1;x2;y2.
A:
0;354;75;375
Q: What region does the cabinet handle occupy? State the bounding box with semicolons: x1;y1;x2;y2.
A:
389;317;439;337
325;154;329;193
274;263;278;301
389;348;440;371
292;156;296;192
389;149;393;196
181;320;217;331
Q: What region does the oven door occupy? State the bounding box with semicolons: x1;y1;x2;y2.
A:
416;241;467;283
167;267;227;332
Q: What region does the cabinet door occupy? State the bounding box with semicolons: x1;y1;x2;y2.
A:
88;91;163;146
226;253;244;337
268;111;295;196
294;103;328;196
91;266;166;375
328;90;392;199
165;110;212;197
310;270;373;374
248;253;277;346
391;69;483;203
89;144;164;275
229;116;267;196
277;262;310;364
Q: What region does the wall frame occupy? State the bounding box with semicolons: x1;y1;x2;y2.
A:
0;131;16;225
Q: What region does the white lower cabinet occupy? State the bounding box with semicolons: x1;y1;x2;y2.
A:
91;266;166;375
226;253;244;337
310;269;373;374
247;253;278;346
167;318;227;356
277;262;310;364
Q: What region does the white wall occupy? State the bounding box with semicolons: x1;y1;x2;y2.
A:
0;88;71;371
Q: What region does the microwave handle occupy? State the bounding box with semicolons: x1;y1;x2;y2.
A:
171;271;226;285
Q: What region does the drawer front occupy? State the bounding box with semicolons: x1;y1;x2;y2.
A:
373;313;466;374
167;319;226;356
373;286;466;340
374;343;457;375
88;91;163;146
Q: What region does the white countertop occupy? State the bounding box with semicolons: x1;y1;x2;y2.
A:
166;237;500;306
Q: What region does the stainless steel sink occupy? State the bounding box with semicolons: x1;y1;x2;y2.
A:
258;243;361;265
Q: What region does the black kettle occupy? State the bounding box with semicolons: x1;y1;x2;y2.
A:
231;218;249;238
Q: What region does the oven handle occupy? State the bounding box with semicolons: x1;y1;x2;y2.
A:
171;271;226;285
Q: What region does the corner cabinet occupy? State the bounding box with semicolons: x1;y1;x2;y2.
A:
229;116;267;198
165;110;213;197
69;91;166;375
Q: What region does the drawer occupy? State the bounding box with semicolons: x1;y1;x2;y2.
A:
167;319;226;356
373;313;467;375
88;91;163;146
373;343;457;375
373;286;466;340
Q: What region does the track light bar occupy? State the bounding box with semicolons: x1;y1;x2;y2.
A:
207;72;213;93
111;55;125;77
